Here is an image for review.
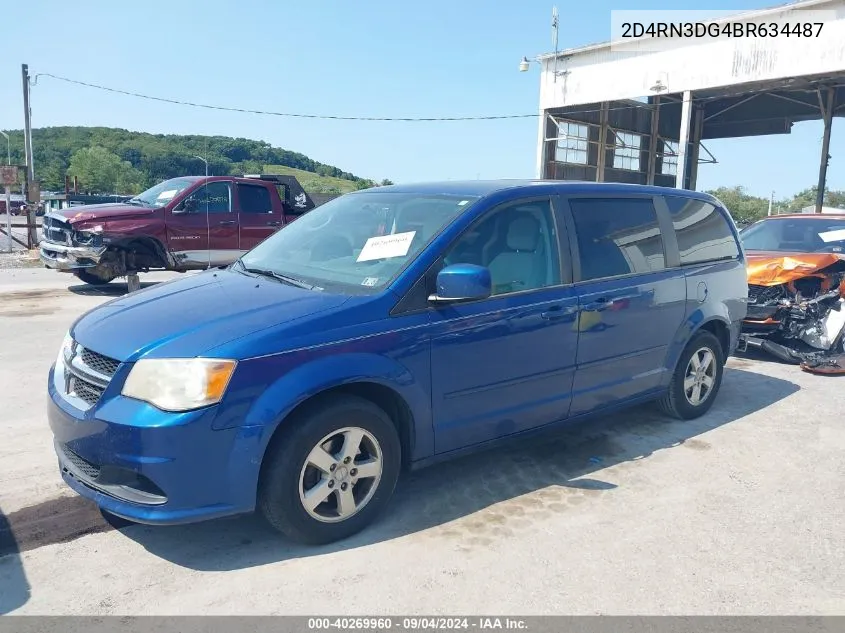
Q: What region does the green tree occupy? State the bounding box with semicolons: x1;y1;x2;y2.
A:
705;186;769;224
380;178;394;186
67;145;144;194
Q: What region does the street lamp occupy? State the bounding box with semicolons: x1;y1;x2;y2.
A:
0;131;10;165
193;155;209;178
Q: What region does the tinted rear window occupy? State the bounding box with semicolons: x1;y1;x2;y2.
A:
665;196;739;265
570;197;666;281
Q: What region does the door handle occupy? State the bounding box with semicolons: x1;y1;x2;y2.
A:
266;221;282;226
218;220;236;226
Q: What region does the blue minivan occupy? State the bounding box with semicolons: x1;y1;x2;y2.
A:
48;181;748;544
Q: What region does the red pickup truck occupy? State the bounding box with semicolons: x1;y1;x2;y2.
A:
39;174;318;285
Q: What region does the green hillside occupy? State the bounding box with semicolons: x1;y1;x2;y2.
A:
262;165;366;194
1;126;390;195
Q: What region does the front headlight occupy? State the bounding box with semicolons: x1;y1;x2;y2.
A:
56;331;74;367
74;228;103;246
121;358;237;412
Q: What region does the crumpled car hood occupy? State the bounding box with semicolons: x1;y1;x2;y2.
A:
746;252;845;286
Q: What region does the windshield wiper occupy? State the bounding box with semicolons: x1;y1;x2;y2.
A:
238;263;315;290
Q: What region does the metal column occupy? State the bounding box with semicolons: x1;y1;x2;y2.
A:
676;91;693;189
596;102;609;182
646;96;660;185
688;106;704;191
816;88;835;213
535;109;548;179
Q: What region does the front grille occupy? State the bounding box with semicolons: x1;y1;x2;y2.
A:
80;348;120;377
42;215;71;244
748;284;786;305
61;444;101;479
72;378;105;406
64;343;120;409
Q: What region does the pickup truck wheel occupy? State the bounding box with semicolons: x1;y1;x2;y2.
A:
258;395;401;545
658;330;724;420
74;269;116;285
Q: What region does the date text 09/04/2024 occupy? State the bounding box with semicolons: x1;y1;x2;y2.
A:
621;21;824;38
308;618;528;631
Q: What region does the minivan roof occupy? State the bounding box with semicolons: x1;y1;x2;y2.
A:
368;179;719;202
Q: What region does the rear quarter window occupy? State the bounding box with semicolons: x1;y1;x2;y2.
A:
664;196;740;265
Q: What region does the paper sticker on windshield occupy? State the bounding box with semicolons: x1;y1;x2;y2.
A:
156;189;178;201
819;228;845;243
458;200;469;206
357;231;416;262
361;277;379;287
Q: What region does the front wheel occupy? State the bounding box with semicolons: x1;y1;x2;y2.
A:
658;330;724;420
258;395;401;545
74;268;116;285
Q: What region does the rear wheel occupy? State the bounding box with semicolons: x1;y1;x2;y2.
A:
74;268;116;285
258;395;401;545
658;330;724;419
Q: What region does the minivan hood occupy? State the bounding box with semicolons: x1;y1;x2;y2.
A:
71;269;351;361
53;203;158;224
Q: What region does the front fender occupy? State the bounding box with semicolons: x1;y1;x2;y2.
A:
214;351;434;459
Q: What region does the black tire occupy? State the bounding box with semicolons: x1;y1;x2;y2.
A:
258;394;401;545
658;330;724;420
74;269;116;285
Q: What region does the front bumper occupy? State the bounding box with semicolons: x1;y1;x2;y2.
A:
39;240;107;271
47;364;260;525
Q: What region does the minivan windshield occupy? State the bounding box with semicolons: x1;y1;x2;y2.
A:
128;177;197;206
740;217;845;253
238;191;479;292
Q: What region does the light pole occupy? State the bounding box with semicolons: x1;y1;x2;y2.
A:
0;131;10;165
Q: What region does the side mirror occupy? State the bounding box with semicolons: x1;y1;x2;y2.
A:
173;198;196;214
428;264;492;304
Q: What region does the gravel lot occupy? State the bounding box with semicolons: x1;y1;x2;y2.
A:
1;268;843;616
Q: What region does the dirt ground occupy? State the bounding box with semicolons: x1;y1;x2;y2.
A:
1;268;843;615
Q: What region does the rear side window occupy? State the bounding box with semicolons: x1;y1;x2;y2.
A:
569;198;665;281
665;196;739;265
238;184;273;213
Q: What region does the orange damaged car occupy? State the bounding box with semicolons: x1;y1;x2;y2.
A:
738;213;845;368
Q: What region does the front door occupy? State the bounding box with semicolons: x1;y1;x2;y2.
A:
236;181;285;251
167;180;240;267
428;197;580;455
560;195;687;417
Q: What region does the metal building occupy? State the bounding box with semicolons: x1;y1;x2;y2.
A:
533;0;845;212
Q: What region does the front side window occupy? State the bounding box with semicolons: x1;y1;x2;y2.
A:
182;182;231;214
570;198;665;281
555;121;589;165
665;196;739;264
443;199;561;296
740;217;845;253
612;132;642;171
238;192;479;293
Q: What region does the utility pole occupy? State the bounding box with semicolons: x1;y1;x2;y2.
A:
22;65;33;183
767;191;774;216
22;63;37;247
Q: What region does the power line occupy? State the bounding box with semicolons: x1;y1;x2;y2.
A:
33;71;743;122
33;73;540;122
